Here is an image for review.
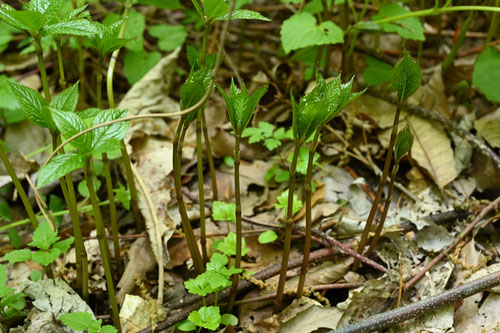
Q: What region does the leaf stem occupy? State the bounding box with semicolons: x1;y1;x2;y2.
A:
0;144;38;229
173;118;204;274
196;109;208;265
356;103;401;266
274;143;302;314
227;134;242;312
84;158;121;332
486;0;500;44
33;34;51;104
97;56;103;109
55;38;66;89
297;130;320;298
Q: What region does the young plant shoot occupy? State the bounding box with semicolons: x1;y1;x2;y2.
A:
296;74;365;299
356;51;421;265
218;79;268;311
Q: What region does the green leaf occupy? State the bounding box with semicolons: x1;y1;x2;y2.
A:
204;270;231;290
281;12;343;54
372;3;425;41
28;0;64;22
8;10;46;33
221;313;238;326
213;232;249;257
99;326;118;333
49;194;65;225
50;108;92;153
0;199;12;222
177;320;197;331
275;190;302;215
214;9;271;21
29;220;59;250
289;147;319;175
7;80;48;128
180;67;212;121
3;249;32;264
0;75;24;124
32;248;61;266
258;230;278;244
77;107;102;120
188;306;221;331
8;229;23;249
363;56;392;85
218;80;268;133
473;46;500;103
224;156;234;168
391;50;422;104
0;5;32;31
78;178;101;198
184;272;213;297
203;0;229;20
50;82;79;112
1;292;26;310
138;0;183;10
89;21;130;55
124;10;145;51
394;125;413;161
263;138;281;151
123;50;161;85
29;270;42;282
43;19;96;36
0;285;14;299
53;237;74;253
37;153;86;188
114;183;130;210
212;201;236;223
149;24;188;52
242;121;274;143
90;109;129;154
0;264;7;286
60;312;96;331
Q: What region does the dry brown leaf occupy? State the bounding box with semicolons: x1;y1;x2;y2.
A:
474;107;500;148
279;297;342;333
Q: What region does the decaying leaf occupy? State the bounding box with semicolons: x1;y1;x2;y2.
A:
474;107;500;148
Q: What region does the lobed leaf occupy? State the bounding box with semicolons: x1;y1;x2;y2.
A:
188;306;221;331
212;201;236;223
29;220;59;250
32;248;61;266
59;312;95;331
3;249;32;264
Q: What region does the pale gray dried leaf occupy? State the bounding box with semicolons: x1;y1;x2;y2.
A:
287;257;353;291
120;294;155;331
390;304;454;333
0;151;38;187
280;297;343;333
466;263;500;293
451;112;474;173
415;223;454;252
475;107;500;148
414;261;454;300
454;293;500;333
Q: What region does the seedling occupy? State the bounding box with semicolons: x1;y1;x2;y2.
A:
3;221;74;277
242;121;293;151
218;78;267;311
60;311;117;333
356;51;421;265
275;189;303;215
258;230;278;244
0;264;26;319
212;201;236;223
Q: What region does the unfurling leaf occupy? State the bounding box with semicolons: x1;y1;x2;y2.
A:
391;50;421;104
218;79;268;134
394;125;414;161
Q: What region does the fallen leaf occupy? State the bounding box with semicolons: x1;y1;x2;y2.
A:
474;107;500;148
279;297;342;333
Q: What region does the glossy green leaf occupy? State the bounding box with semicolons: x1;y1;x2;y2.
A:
124;50;161;85
3;249;32;264
473;46;500;103
188;306;221;331
218;80;268;134
258;230;278;244
99;326;118;333
91;109;129;154
214;9;271;21
32;248;61;266
89;20;130;55
203;0;229;20
8;10;46;33
149;24;188;51
177;320;197;331
37;153;86;188
180;67;212;124
52;237;74;253
221;313;239;326
394;125;413;161
212;201;236;223
281;12;343;54
363;56;392;85
50;108;92;153
28;0;64;22
391;51;422;104
42;19;97;36
372;3;425;41
184;273;213;297
7;80;48;127
0;5;32;31
50;82;79;112
60;312;96;331
29;220;59;250
77;107;101;119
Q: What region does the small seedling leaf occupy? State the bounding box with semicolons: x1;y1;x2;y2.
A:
59;312;96;331
184;272;213;296
188;306;221;331
3;249;32;264
391;51;422;104
37;153;86;188
394;125;413;161
99;325;118;333
212;201;236;223
29;270;42;282
213;232;249;257
221;313;239;326
32;248;61;266
52;237;74;253
1;292;26;310
177;320;197;331
258;230;278;244
275;190;303;215
29;220;59;250
114;183;131;210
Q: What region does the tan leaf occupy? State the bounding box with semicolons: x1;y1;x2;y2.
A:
474;107;500;148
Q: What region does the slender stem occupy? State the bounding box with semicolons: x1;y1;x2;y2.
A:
442;12;473;74
365;163;398;258
227;134;242;312
102;153;123;276
196;109;208;265
486;0;500;45
97;55;103;109
201;111;218;200
297;131;320;298
84;158;121;332
120;142;144;232
33;34;51;105
356;104;401;266
201;24;209;66
173;118;204;274
273;143;302;314
55;38;66;89
0;144;38;229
